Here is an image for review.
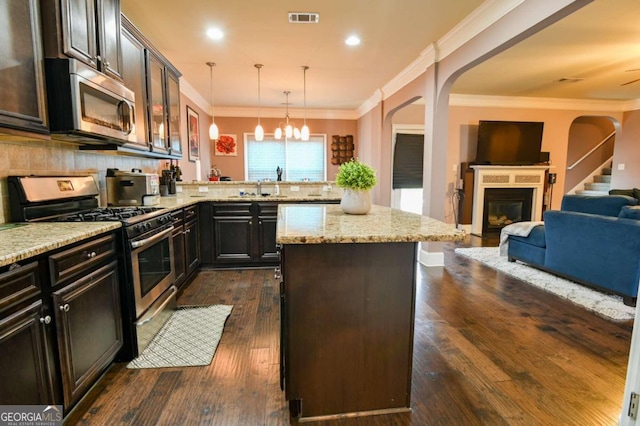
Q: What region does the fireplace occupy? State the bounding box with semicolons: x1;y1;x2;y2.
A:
470;165;549;236
482;188;533;236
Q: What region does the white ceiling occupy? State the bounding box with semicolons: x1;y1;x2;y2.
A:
121;0;640;115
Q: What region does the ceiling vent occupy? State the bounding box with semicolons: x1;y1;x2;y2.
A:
288;12;319;24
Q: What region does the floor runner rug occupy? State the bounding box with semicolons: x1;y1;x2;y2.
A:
127;304;233;369
454;247;635;321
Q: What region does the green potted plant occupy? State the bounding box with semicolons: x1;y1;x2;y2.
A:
335;159;378;214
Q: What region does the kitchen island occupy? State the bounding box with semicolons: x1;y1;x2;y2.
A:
276;204;465;421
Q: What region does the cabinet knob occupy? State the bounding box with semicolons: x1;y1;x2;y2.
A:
40;315;52;325
60;304;70;312
184;229;190;234
96;55;102;62
87;251;97;259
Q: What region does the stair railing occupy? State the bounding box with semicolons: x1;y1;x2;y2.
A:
567;131;616;170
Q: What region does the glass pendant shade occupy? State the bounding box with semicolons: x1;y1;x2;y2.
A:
293;127;301;139
255;124;264;141
285;124;293;138
275;127;282;139
301;124;310;141
209;122;219;140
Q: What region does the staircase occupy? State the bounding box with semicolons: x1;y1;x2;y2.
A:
575;165;612;196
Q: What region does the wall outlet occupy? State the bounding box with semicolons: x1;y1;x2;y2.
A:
175;186;183;193
322;185;332;192
618;163;626;171
198;186;208;192
291;186;300;192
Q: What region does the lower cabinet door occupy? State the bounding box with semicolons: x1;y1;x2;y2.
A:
172;225;186;288
258;215;279;262
0;300;55;405
53;260;123;409
213;216;253;262
185;218;200;275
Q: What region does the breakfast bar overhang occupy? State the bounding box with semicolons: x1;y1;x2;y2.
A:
276;204;465;421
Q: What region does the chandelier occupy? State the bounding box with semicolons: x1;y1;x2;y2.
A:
275;91;300;139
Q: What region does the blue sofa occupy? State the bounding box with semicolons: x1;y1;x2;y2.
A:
507;194;640;305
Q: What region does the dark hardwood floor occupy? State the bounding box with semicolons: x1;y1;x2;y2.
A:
66;236;633;425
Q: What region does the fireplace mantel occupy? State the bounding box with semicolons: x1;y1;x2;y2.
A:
470;165;549;236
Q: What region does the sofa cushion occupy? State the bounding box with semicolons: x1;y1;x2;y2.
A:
561;194;638;217
619;205;640;220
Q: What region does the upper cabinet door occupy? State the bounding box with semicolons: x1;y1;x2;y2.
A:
61;0;98;68
96;0;123;80
166;71;182;156
0;0;48;135
148;52;169;155
121;25;149;151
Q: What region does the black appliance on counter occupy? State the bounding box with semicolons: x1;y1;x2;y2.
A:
8;175;176;361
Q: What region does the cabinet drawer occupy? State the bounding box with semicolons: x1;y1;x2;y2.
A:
213;203;252;216
171;209;184;228
49;234;116;287
0;262;41;314
258;202;278;216
184;205;198;222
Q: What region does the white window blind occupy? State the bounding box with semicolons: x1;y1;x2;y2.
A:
245;134;327;181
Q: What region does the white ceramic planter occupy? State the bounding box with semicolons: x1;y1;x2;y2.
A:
340;189;371;214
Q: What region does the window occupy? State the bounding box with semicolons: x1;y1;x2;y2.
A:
245;134;327;181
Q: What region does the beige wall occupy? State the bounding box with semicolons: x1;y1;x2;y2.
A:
212;116;357;181
613;109;640;189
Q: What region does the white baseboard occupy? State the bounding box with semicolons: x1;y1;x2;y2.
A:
419;248;444;267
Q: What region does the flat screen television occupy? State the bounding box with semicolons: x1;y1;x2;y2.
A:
475;120;544;165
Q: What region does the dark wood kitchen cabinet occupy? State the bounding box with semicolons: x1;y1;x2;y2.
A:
0;261;56;405
171;206;200;290
0;0;49;136
121;16;182;158
120;23;150;152
41;0;123;80
200;202;279;267
49;233;122;410
52;260;122;409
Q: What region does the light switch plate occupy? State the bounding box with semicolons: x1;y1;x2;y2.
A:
291;186;300;192
198;186;208;192
618;163;626;171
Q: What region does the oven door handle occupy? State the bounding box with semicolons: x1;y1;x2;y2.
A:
130;225;174;250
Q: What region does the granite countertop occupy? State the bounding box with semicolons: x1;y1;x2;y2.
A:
156;194;341;207
276;204;466;244
0;222;121;267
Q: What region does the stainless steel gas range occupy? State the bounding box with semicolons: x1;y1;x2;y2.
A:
8;175;176;360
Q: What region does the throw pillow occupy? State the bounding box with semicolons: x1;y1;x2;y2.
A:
610;189;635;197
634;188;640;201
619;205;640;220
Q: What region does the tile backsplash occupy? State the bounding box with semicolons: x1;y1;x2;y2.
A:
0;138;162;224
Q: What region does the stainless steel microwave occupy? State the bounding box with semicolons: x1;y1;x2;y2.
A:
45;58;136;144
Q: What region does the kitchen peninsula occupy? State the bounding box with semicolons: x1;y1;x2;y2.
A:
276;204;465;421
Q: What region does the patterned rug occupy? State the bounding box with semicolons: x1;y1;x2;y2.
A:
127;304;233;369
454;247;635;322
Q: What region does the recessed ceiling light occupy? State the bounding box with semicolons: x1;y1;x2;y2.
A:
345;35;360;46
206;28;224;40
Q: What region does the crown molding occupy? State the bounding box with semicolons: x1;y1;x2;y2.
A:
214;106;359;120
179;78;210;113
357;0;525;118
449;94;638;112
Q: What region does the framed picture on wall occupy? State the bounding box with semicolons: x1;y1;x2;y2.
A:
187;106;200;162
215;134;238;156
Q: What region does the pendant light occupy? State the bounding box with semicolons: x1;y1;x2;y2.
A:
254;64;264;141
206;62;219;140
300;65;310;141
275;91;300;140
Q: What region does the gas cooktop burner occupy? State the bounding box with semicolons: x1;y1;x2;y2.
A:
52;206;165;222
